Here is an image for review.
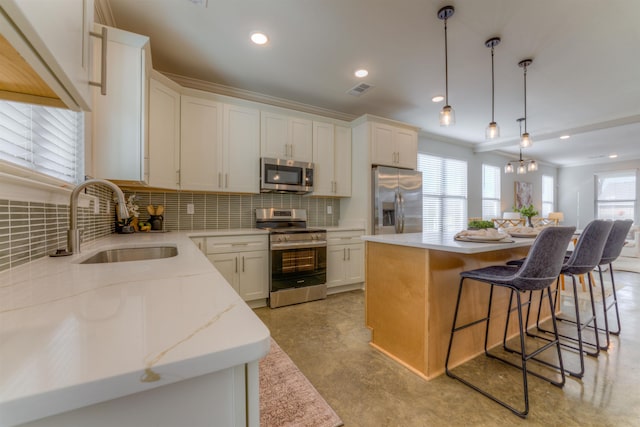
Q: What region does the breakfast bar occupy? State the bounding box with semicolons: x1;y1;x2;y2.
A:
362;232;539;380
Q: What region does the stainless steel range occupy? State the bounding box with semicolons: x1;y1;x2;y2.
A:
256;208;327;308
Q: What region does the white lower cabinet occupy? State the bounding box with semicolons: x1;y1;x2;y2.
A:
204;235;268;302
326;230;365;288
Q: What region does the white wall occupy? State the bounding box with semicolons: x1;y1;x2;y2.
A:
418;135;558;219
558;160;640;229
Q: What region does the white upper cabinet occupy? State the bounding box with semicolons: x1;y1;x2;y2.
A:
222;103;260;193
312;121;351;197
261;111;312;162
370;121;417;169
92;24;151;183
180;92;260;193
0;0;94;110
180;95;223;191
148;75;181;190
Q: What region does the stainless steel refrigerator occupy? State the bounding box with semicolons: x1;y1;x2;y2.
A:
372;166;423;234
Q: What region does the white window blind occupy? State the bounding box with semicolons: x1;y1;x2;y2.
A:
418;153;467;232
541;175;554;217
0;100;84;184
595;170;636;220
482;164;501;220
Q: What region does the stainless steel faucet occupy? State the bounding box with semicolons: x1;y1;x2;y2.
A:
68;179;129;254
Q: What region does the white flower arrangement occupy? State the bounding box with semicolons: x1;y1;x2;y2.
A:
126;195;140;218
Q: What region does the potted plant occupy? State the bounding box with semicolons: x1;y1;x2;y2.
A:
467;220;495;230
514;204;539;227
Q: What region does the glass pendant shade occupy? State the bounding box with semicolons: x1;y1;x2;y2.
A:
520;132;532;148
504;162;514;174
527;160;538;172
439;105;455;126
517;162;527;174
486;121;500;139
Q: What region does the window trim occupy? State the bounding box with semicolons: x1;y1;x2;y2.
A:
482;164;501;221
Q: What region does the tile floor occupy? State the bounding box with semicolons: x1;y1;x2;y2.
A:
254;270;640;426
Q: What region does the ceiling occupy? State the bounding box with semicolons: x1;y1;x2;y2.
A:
103;0;640;168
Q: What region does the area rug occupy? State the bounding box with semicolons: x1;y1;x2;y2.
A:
260;338;343;427
612;256;640;274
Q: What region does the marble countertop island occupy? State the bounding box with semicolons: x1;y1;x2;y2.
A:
0;232;270;426
361;231;535;253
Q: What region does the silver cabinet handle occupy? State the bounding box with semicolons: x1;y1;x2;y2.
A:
225;173;228;188
343;248;346;261
218;172;222;188
348;248;351;260
89;27;108;95
176;170;181;185
242;256;245;272
235;256;238;273
290;144;294;157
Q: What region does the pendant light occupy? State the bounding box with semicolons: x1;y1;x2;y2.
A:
485;37;501;139
505;117;538;174
518;59;533;148
438;6;455;126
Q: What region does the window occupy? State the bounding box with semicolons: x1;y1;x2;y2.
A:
595;170;636;220
541;175;554;217
482;164;501;220
0;100;84;184
418;153;467;232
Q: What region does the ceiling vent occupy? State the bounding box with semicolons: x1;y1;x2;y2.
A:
347;82;374;97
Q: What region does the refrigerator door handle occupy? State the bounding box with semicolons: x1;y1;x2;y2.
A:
398;192;405;233
394;190;400;233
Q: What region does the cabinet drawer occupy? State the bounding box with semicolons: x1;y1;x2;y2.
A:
206;235;268;254
327;230;364;246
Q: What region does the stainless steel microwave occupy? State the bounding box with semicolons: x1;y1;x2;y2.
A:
260;158;314;194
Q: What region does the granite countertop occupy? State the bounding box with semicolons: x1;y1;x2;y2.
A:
361;231;535;254
0;231;270;427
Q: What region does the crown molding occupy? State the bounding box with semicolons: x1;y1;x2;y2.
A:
94;0;116;26
162;72;357;122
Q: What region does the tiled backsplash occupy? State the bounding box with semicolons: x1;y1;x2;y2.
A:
0;184;116;272
122;191;341;231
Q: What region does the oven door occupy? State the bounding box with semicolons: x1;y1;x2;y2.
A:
270;244;326;292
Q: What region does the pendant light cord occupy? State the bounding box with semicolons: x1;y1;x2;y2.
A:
444;18;449;105
491;46;495;122
523;64;528;133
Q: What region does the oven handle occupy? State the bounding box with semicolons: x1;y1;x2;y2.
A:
270;241;327;250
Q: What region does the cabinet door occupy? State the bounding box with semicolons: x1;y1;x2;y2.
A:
312;121;335;196
326;245;347;288
5;0;94;110
148;78;180;190
370;122;395;166
345;244;365;284
333;125;352;197
180;96;223;191
238;251;268;301
92;26;148;182
208;253;239;294
289;117;312;162
223;104;260;193
260;111;289;159
395;128;418;169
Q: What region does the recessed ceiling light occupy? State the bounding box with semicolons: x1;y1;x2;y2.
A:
609;153;618;159
560;135;570;140
250;32;269;45
354;69;368;78
432;95;444;102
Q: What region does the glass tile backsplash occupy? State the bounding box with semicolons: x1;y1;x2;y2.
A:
0;184;116;272
122;191;341;231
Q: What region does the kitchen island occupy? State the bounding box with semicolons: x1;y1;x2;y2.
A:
362;232;538;380
0;231;270;427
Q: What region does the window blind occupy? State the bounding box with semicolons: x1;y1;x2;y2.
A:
482;164;501;220
0;100;84;184
595;170;636;220
541;175;554;217
418;153;467;232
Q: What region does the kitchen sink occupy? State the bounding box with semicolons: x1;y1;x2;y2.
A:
80;246;178;264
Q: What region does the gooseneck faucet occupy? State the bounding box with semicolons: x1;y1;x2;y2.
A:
68;179;129;254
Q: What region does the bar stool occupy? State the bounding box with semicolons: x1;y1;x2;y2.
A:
529;220;613;378
594;219;633;349
445;226;576;418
